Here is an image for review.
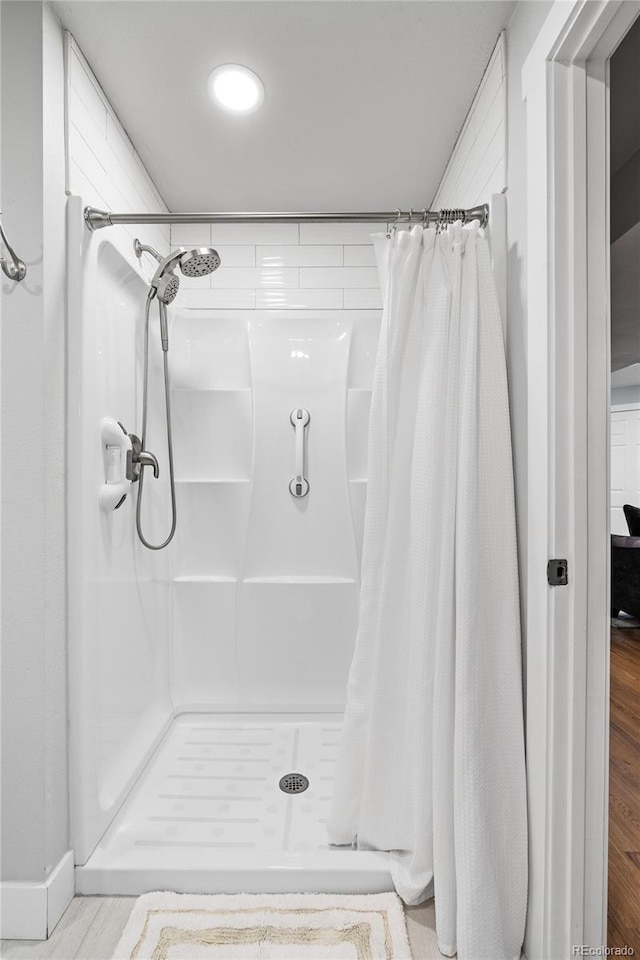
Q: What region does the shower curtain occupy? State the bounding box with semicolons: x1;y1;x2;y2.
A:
328;222;527;960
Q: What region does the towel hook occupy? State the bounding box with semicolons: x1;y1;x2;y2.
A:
0;213;27;282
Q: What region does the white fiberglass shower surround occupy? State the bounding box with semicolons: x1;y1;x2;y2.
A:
67;197;390;894
67;200;520;947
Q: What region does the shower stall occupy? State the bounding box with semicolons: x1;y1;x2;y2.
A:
66;197;390;894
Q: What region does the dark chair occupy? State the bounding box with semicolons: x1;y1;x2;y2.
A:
623;503;640;537
611;535;640;619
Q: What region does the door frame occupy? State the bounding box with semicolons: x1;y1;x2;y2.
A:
522;2;640;956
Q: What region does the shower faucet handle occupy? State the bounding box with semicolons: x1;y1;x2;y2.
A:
126;434;160;481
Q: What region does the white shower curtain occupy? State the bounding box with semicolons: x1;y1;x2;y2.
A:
328;222;527;960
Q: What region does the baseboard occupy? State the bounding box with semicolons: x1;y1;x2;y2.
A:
0;849;75;939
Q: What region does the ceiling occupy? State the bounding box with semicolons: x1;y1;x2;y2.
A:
610;20;640;371
611;222;640;371
52;1;514;212
610;12;640;176
611;363;640;389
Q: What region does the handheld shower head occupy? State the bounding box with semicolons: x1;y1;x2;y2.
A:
131;242;222;550
136;243;222;348
147;246;221;304
157;273;181;305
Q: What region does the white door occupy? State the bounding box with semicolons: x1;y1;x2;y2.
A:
610;405;640;534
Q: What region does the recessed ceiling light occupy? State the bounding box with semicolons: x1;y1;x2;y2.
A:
207;64;265;114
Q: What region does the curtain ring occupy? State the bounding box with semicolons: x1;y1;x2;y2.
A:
387;209;401;238
408;208;413;226
421;208;428;227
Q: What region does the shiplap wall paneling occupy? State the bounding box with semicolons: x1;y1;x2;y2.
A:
432;32;506;209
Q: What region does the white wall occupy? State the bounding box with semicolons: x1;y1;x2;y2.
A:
432;2;553;607
169;221;382;310
42;0;69;893
612;385;640;406
611;405;640;535
63;28;181;866
65;34;169;254
505;3;555;661
0;4;173;934
432;32;507;209
611;362;640;407
1;0;68;887
0;1;77;937
68;214;174;865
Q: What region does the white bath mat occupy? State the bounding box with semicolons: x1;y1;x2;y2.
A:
112;892;412;959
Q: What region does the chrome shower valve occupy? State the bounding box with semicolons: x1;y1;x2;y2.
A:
126;434;160;482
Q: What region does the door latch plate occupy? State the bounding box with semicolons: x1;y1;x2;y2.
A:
547;559;568;586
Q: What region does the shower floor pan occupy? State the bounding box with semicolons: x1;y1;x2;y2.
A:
76;713;392;896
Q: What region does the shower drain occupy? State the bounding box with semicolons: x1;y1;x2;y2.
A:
279;772;310;794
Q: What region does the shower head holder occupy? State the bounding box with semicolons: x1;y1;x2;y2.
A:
134;238;163;263
99;417;132;512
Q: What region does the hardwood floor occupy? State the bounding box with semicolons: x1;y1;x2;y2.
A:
608;624;640;951
0;897;443;959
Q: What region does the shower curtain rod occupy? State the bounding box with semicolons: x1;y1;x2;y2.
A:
84;204;489;232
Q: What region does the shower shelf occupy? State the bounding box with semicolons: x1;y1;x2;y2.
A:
173;387;252;393
242;576;356;584
175;478;250;484
173;575;237;583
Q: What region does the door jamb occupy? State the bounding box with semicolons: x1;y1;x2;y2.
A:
521;2;640;956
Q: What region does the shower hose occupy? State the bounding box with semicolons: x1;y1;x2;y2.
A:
135;291;177;550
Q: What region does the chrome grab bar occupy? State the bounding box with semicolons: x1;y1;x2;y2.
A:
0;213;26;282
289;407;310;498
